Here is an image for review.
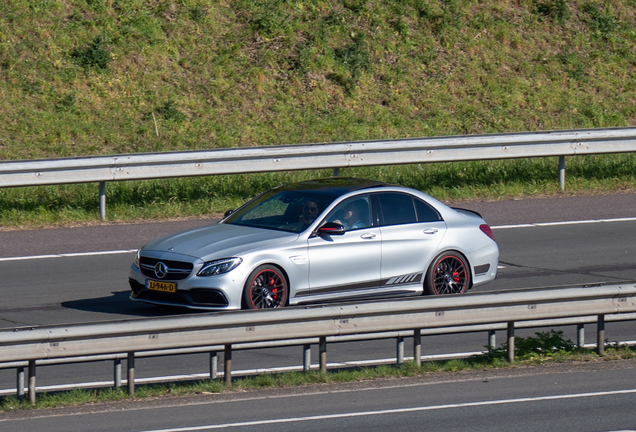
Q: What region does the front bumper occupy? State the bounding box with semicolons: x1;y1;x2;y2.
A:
128;262;245;310
129;278;230;309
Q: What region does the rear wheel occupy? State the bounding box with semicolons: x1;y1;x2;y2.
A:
424;252;470;295
243;265;288;309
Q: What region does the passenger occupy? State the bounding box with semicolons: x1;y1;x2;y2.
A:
334;200;368;230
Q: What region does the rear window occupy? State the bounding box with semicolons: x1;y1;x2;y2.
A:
376;193;441;226
414;198;441;222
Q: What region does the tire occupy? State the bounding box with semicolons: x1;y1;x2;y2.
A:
243;265;288;309
424;252;471;295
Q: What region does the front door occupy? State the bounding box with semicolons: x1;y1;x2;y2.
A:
306;195;381;300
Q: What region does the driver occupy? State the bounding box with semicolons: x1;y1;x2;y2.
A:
298;200;320;225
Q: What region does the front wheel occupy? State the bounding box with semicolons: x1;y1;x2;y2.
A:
424;252;471;295
243;265;288;309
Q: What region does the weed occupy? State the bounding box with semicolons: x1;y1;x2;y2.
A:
535;0;570;22
581;2;618;36
478;330;592;362
21;81;43;94
342;0;367;13
289;41;313;74
85;0;105;12
249;8;291;38
54;93;77;113
557;52;587;81
155;101;187;123
70;37;112;71
415;1;453;33
332;35;370;95
189;5;206;23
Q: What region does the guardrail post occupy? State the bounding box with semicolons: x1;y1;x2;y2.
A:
597;315;605;356
488;330;496;352
558;156;566;190
210;351;218;380
99;182;106;221
577;324;585;348
16;367;25;400
396;336;404;366
114;358;121;388
28;360;36;405
303;344;311;371
224;344;232;386
413;329;421;367
507;322;515;363
127;352;135;396
333;168;340;176
319;337;327;373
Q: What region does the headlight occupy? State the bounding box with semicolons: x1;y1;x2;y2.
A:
197;257;242;277
133;249;141;268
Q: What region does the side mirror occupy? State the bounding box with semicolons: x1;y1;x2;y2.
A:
316;222;346;236
223;209;234;218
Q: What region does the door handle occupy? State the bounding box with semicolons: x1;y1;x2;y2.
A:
360;233;376;239
423;228;438;234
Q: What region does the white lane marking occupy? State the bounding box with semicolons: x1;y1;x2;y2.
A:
0;249;136;262
134;388;636;431
492;217;636;229
1;216;636;262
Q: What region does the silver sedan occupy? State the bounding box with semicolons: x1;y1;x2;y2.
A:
129;178;499;310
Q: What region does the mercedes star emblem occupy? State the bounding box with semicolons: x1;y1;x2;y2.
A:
154;261;168;279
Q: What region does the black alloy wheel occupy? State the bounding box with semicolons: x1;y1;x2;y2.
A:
425;252;470;295
243;265;288;309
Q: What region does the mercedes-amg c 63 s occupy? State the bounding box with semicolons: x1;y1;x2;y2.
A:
129;178;498;310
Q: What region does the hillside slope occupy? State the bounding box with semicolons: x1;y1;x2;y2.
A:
1;0;635;161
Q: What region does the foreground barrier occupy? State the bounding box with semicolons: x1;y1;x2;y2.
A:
1;284;635;404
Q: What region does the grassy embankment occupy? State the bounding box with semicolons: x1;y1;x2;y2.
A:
1;0;636;228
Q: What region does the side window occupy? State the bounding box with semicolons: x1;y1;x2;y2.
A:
376;193;417;226
414;198;442;222
324;195;371;231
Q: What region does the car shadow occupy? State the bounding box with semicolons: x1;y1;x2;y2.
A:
61;290;196;318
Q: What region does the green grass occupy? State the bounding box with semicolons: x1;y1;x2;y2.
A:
2;331;634;411
1;0;636;227
1;154;635;228
1;0;636;157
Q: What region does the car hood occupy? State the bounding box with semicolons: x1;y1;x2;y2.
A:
142;223;299;260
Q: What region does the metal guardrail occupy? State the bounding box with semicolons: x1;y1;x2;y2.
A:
1;127;636;219
1;284;635;404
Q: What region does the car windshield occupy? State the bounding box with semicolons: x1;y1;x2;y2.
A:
224;190;336;233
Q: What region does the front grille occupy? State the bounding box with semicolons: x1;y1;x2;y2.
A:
140;257;193;281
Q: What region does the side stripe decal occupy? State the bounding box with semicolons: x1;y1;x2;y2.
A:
384;272;423;286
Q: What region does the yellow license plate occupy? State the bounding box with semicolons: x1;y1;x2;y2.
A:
147;280;176;293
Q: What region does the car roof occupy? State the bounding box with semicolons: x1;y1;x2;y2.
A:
277;177;388;198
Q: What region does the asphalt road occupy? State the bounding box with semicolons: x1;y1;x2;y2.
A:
2;360;636;432
0;193;635;396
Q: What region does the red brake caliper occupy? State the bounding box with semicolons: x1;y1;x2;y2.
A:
453;271;459;283
269;277;278;299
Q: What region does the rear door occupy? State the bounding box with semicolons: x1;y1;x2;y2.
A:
375;193;447;292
